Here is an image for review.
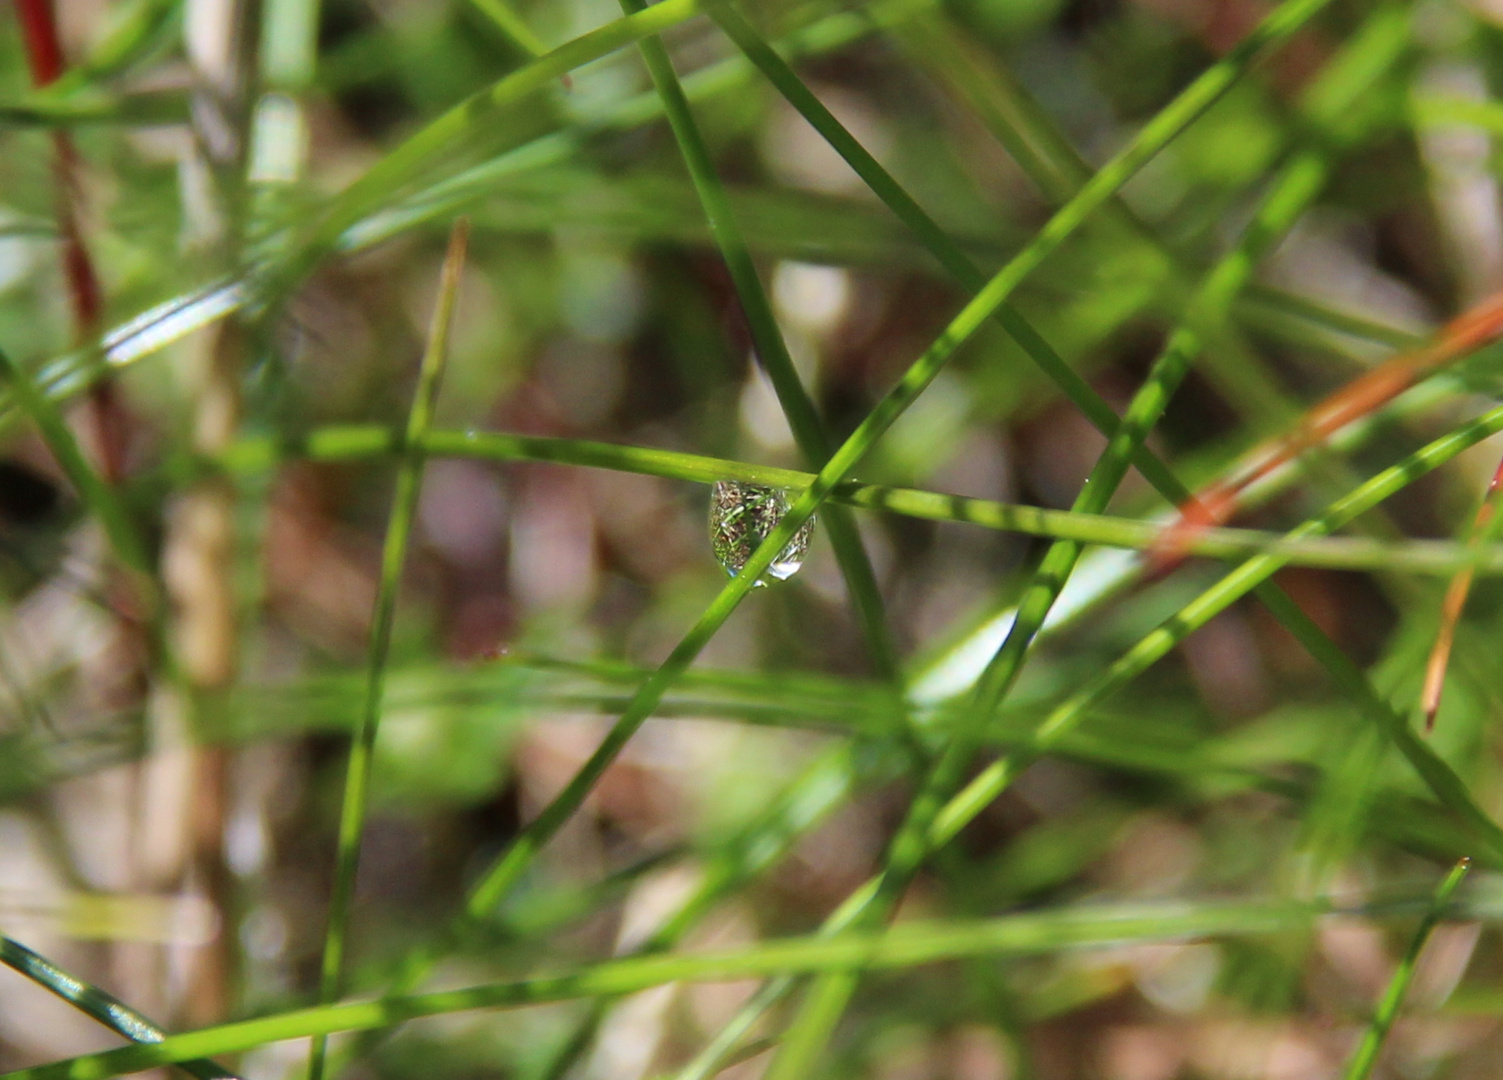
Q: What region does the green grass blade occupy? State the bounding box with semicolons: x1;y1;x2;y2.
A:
466;0;548;58
454;0;1329;940
0;347;148;578
1341;858;1471;1080
620;0;900;679
0;934;237;1080
222;425;1503;576
303;221;469;1080
933;404;1503;857
10;891;1487;1080
763;54;1339;1080
282;0;705;284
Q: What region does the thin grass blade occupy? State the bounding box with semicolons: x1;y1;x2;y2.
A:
1341;857;1472;1080
0;934;238;1079
1421;454;1503;728
303;220;469;1080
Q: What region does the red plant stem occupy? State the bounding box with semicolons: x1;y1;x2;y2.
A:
1150;289;1503;572
15;0;64;83
15;0;125;481
1420;452;1503;730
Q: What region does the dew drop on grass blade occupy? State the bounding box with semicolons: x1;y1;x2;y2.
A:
709;481;814;585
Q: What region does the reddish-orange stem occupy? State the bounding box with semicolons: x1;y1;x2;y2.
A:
1421;452;1503;731
14;0;125;480
15;0;64;84
1150;289;1503;573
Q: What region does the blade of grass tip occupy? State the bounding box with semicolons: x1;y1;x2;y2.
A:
1422;454;1503;730
0;346;149;580
458;0;1335;948
620;0;901;681
762;80;1337;1080
1341;857;1472;1080
0;935;238;1080
303;219;469;1080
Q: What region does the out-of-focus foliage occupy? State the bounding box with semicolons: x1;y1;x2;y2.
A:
4;0;1503;1077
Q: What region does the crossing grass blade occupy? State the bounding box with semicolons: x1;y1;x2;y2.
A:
0;934;238;1080
303;220;469;1080
0;346;149;580
219;422;1503;576
761;20;1352;1078
1341;857;1472;1080
619;0;901;679
7;890;1487;1080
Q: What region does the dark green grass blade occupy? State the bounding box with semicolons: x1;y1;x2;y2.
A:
620;0;900;679
933;405;1503;857
1341;858;1471;1080
0;347;148;578
0;934;237;1079
448;0;1339;945
278;0;706;289
304;221;469;1080
763;46;1344;1080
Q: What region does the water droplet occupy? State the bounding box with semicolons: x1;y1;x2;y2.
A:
709;481;814;586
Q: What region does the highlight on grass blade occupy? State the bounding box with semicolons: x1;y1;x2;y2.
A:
0;933;239;1080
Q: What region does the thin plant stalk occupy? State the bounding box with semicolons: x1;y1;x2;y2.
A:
214;423;1503;572
620;0;900;680
447;0;1338;949
0;346;148;579
1422;455;1503;728
303;219;470;1080
0;934;238;1080
1340;857;1471;1080
10;891;1482;1080
761;89;1338;1080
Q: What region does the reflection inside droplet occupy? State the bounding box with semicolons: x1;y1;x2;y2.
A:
708;481;813;586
